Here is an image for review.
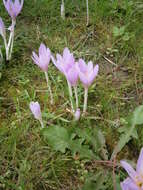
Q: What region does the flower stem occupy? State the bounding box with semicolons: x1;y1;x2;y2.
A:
7;19;16;60
61;0;65;20
9;29;14;60
44;72;54;104
83;87;88;113
67;80;74;113
74;86;78;109
86;0;89;26
39;120;44;128
0;47;3;63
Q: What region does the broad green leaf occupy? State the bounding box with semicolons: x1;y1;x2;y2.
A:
131;105;143;125
43;126;70;153
111;105;143;159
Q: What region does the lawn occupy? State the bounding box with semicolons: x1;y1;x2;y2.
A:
0;0;143;189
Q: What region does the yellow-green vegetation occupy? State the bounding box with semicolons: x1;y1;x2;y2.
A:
0;0;143;189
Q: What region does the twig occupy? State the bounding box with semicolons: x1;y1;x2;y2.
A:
86;0;89;26
103;55;117;67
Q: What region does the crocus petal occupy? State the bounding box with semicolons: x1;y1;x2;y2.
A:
78;59;87;73
136;148;143;175
15;0;24;16
63;47;75;66
39;43;46;55
87;61;93;72
32;52;39;66
78;71;89;88
3;0;24;19
120;161;138;180
88;64;99;85
51;55;64;73
121;177;139;190
0;17;5;38
66;65;78;86
63;47;70;60
56;53;63;63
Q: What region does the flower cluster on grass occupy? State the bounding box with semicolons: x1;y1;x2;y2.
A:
1;2;141;190
0;0;24;61
30;45;99;125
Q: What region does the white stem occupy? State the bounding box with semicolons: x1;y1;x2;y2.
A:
39;119;44;128
3;37;8;60
61;0;65;20
0;47;3;62
86;0;89;26
7;19;16;60
83;87;88;113
9;30;14;60
44;72;54;104
74;86;78;109
67;80;74;113
7;32;13;60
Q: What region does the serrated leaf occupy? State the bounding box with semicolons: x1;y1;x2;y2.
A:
111;105;143;159
69;139;95;159
43;126;70;153
76;128;95;148
118;126;138;139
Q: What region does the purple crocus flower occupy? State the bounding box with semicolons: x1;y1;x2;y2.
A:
30;101;42;120
120;148;143;190
29;101;44;128
66;64;78;87
0;17;6;38
51;47;78;86
76;59;99;113
32;43;51;72
3;0;24;20
77;59;99;88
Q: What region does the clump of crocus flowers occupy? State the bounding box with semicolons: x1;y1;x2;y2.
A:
120;148;143;190
30;45;99;126
0;0;24;61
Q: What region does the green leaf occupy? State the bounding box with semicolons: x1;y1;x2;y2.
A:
131;105;143;125
111;105;143;159
43;126;70;153
113;26;125;37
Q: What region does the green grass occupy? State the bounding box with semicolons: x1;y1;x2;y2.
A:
0;0;143;189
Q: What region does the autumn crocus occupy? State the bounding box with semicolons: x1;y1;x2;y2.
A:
120;148;143;190
51;47;78;112
3;0;24;20
77;59;99;113
29;101;44;128
1;0;24;60
32;43;53;104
